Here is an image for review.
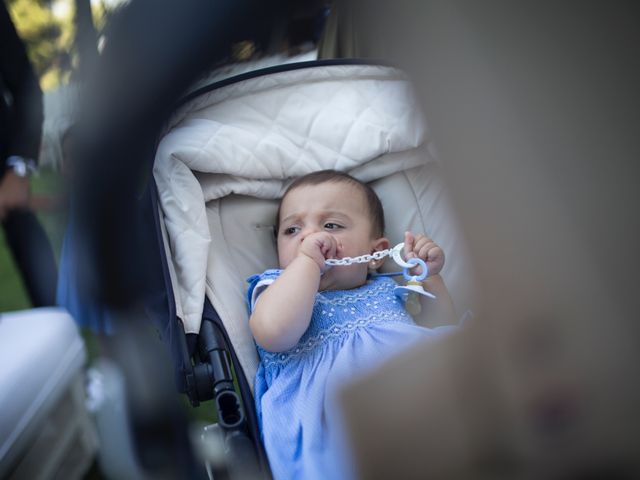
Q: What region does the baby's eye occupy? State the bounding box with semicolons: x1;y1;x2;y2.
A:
324;223;343;230
283;226;300;235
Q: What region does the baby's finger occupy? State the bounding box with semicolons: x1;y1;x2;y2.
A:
427;247;445;275
316;234;329;254
324;236;336;258
417;241;437;261
413;233;432;242
412;235;429;253
328;238;338;259
413;233;429;244
413;233;433;248
404;231;415;258
429;246;444;264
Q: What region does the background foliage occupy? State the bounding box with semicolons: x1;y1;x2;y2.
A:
7;0;119;91
2;0;122;310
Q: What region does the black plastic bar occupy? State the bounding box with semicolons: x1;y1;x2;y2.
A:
198;320;235;397
202;300;273;478
176;58;392;109
196;317;263;478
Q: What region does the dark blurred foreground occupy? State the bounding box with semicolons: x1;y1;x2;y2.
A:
337;1;640;478
67;0;640;478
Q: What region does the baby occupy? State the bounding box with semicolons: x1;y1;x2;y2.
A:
247;170;457;479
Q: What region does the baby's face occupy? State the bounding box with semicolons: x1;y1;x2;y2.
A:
277;181;387;290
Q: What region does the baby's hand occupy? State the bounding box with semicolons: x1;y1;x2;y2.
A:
298;232;338;272
404;231;444;277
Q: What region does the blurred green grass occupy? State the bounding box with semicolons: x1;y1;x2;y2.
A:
0;168;67;312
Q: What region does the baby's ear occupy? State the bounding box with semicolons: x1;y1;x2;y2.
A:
371;236;390;253
368;237;390;271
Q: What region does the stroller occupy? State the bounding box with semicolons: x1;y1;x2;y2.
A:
148;56;475;478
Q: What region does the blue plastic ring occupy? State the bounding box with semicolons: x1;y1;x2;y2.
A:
402;258;428;281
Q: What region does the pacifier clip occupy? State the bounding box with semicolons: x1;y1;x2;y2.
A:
324;242;435;315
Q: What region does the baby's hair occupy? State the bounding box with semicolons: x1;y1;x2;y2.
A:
277;170;385;237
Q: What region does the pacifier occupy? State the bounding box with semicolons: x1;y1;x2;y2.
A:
392;253;436;316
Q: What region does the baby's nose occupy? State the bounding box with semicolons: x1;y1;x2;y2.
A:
299;225;320;241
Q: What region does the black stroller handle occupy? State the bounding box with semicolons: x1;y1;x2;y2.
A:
196;319;236;403
195;316;266;479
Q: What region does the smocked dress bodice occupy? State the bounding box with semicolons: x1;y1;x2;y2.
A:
250;272;413;370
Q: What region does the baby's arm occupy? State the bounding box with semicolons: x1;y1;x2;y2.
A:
250;232;337;352
404;231;457;326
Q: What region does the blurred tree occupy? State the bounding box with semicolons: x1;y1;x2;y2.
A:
7;0;73;90
7;0;118;90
